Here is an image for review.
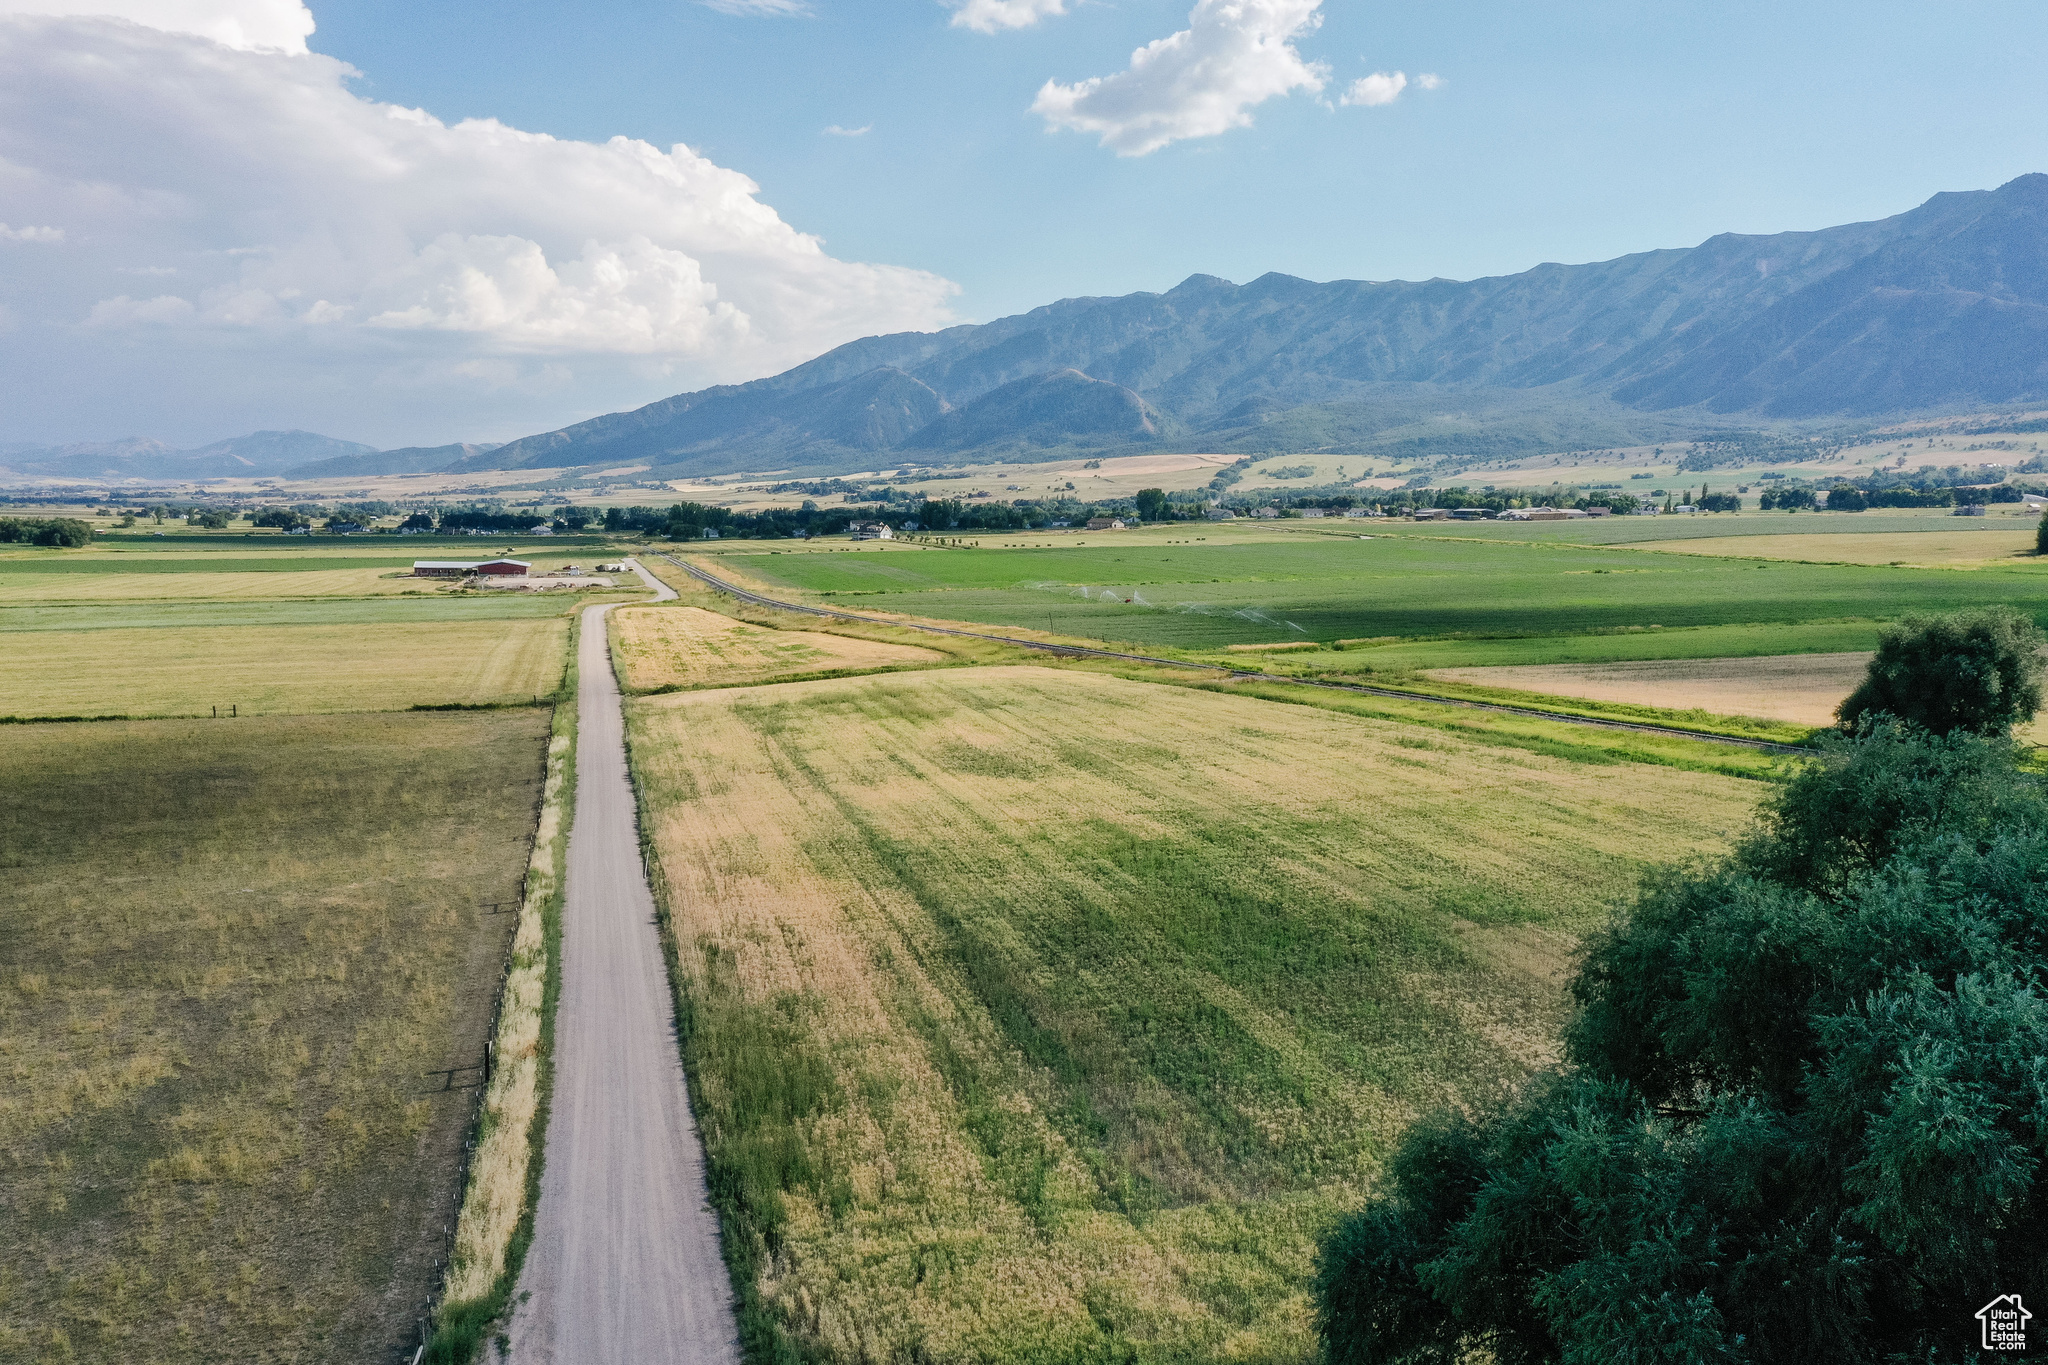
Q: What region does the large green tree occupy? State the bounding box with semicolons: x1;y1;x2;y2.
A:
1317;720;2048;1363
1838;607;2045;737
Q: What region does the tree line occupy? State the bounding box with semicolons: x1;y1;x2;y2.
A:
0;516;92;546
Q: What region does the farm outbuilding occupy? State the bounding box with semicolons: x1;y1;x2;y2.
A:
413;559;530;578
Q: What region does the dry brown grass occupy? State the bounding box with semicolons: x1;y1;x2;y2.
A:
610;604;941;691
0;710;549;1363
1427;651;1875;727
630;665;1761;1362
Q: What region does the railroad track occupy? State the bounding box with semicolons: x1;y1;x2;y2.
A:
654;552;1808;756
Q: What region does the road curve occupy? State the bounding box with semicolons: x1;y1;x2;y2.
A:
507;563;740;1365
655;552;1805;755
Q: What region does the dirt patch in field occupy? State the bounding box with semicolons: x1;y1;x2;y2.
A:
611;603;942;689
1429;652;1874;726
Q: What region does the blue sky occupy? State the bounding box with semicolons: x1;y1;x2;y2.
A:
311;0;2048;321
1;0;2044;448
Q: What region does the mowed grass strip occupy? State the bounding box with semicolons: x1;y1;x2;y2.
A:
611;603;944;691
630;666;1761;1362
0;617;571;718
0;710;550;1363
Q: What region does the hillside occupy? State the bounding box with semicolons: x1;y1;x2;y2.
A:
445;173;2048;478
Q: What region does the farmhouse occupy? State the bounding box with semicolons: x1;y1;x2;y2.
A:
848;522;894;540
412;559;530;578
1085;517;1128;530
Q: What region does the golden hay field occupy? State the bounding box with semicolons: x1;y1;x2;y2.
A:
1630;526;2040;565
610;604;942;691
1428;651;1875;727
0;567;455;601
0;618;570;717
629;665;1763;1362
0;710;549;1363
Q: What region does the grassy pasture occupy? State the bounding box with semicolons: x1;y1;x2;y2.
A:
610;604;943;692
632;666;1764;1362
715;534;2048;650
0;595;595;634
0;568;447;602
0;710;550;1363
0;617;570;718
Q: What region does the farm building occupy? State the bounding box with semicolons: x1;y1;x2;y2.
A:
412;559;530;578
848;522;894;540
1084;517;1128;530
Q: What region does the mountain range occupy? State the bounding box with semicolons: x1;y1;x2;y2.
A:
442;172;2048;478
9;174;2047;485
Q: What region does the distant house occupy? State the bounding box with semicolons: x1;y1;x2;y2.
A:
1673;504;1699;514
1342;508;1373;518
413;559;530;578
1205;508;1237;520
1411;508;1452;521
1298;508;1328;518
1449;508;1490;520
1251;508;1281;519
1085;517;1127;530
1957;503;1988;516
528;524;555;536
328;521;365;533
848;522;894;540
597;562;627;572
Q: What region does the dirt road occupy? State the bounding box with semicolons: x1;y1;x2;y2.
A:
507;564;739;1364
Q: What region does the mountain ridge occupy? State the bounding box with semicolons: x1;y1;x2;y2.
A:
448;173;2048;478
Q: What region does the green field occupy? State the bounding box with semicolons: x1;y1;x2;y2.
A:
631;665;1765;1361
0;711;549;1363
710;532;2048;650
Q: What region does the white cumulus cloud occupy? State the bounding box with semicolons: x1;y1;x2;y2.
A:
822;123;871;137
951;0;1067;33
1339;69;1440;106
1341;70;1403;106
1031;0;1328;156
0;4;958;445
0;222;65;242
2;0;312;51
